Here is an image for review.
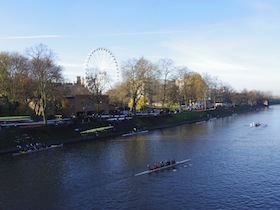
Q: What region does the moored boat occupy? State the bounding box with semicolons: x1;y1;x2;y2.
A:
250;122;261;127
122;129;148;137
13;143;63;156
135;159;191;176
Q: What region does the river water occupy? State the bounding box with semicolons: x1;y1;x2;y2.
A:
1;105;280;209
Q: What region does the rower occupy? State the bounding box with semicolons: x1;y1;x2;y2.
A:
147;164;153;170
154;163;160;168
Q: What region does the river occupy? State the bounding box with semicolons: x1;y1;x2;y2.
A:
1;105;280;209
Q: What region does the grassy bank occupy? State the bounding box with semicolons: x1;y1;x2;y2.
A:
0;119;137;153
0;105;265;154
133;105;263;129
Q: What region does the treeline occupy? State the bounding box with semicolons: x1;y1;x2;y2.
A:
0;44;274;121
0;44;64;124
107;57;273;114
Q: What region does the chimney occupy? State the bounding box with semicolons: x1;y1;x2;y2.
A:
76;76;81;85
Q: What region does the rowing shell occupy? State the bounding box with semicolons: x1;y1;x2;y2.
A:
12;143;63;156
122;130;148;137
135;159;191;176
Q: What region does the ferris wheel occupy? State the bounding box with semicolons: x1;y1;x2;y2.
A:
84;47;119;93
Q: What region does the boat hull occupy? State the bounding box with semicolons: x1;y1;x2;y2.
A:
135;159;190;176
122;130;148;137
12;144;63;156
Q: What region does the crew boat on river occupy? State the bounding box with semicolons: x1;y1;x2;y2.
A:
135;159;191;176
250;122;261;127
122;129;148;137
13;143;63;156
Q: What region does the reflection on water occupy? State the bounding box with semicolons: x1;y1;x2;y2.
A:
1;106;280;209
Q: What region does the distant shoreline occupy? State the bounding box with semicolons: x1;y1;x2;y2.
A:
0;105;267;155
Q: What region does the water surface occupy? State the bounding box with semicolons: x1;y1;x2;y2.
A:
1;106;280;209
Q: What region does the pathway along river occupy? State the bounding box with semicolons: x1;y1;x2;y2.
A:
1;105;280;209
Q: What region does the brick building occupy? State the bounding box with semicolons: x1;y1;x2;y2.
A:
65;94;110;117
63;77;110;117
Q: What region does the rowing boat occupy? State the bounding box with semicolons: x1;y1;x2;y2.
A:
80;126;114;135
135;159;191;176
122;130;148;137
12;143;63;156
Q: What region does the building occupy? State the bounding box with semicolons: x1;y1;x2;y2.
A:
63;76;110;117
65;94;110;117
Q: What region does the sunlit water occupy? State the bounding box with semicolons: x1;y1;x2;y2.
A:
1;105;280;209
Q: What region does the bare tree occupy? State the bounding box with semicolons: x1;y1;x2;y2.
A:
27;44;63;125
122;57;157;115
203;73;221;108
165;79;179;109
86;77;102;114
86;67;113;114
158;58;175;108
174;66;192;108
107;82;130;109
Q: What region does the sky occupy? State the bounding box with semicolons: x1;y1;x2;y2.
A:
1;0;280;95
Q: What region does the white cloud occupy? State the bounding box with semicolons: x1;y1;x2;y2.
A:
99;30;188;37
59;62;83;68
0;35;65;39
247;0;279;14
159;17;280;95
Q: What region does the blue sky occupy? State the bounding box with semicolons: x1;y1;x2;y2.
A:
1;0;280;95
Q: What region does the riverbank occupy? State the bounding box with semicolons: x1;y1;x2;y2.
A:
0;105;266;155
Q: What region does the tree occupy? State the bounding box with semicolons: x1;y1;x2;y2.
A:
203;73;221;108
158;58;175;108
175;67;192;108
27;44;63;125
0;52;32;115
0;52;11;115
122;57;157;115
185;73;207;107
8;53;33;114
86;65;113;114
165;79;179;108
86;77;102;113
0;52;11;98
219;84;234;104
107;82;130;110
